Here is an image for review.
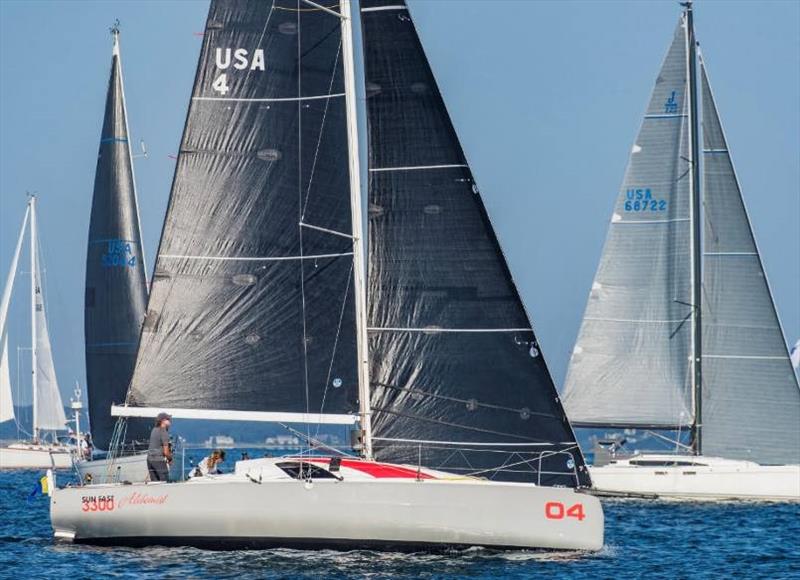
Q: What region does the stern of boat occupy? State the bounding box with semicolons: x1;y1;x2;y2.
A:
47;470;75;542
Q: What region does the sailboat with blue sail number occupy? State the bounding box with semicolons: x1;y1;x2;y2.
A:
562;1;800;501
48;0;603;551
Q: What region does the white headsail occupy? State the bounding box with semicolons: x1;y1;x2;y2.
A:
562;20;694;428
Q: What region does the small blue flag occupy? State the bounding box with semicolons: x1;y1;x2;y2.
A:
26;475;49;503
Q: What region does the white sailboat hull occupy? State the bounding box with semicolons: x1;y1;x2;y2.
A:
590;454;800;501
50;458;604;551
0;443;72;470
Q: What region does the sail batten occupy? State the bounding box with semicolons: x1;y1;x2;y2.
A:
360;0;587;487
563;19;694;428
699;62;800;465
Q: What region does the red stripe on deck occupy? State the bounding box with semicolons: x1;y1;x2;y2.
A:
303;458;435;480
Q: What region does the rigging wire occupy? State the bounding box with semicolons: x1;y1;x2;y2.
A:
314;259;353;440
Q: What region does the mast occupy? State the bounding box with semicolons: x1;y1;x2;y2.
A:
684;1;703;455
29;194;38;442
112;20;148;281
339;0;372;460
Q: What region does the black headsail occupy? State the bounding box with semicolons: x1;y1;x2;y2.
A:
360;0;588;486
85;28;150;450
123;0;359;421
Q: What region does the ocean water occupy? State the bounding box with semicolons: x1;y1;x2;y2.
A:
1;468;798;579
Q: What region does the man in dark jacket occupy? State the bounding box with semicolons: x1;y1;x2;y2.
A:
147;412;173;482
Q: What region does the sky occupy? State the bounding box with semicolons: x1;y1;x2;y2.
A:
0;0;798;407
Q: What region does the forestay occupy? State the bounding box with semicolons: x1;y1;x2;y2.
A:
360;0;587;486
85;31;150;450
563;20;694;428
699;62;800;465
124;0;359;422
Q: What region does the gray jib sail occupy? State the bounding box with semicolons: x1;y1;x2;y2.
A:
700;63;800;464
85;34;150;450
126;0;358;417
361;0;588;487
562;19;694;428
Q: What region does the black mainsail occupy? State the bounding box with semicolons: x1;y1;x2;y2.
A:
360;0;588;486
123;0;360;421
85;28;149;450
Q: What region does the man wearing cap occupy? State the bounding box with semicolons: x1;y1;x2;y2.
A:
147;412;173;482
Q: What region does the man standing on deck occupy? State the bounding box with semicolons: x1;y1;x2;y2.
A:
147;413;173;482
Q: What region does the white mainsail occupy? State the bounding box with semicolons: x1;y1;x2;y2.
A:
699;61;800;465
32;230;67;432
562;20;694;428
0;205;30;423
0;338;13;423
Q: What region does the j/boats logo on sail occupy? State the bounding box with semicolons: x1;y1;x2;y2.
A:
664;90;679;114
212;48;265;95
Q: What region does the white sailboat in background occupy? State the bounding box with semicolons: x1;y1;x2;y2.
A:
0;196;71;469
562;2;800;501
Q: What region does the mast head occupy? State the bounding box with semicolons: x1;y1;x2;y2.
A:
110;19;121;56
